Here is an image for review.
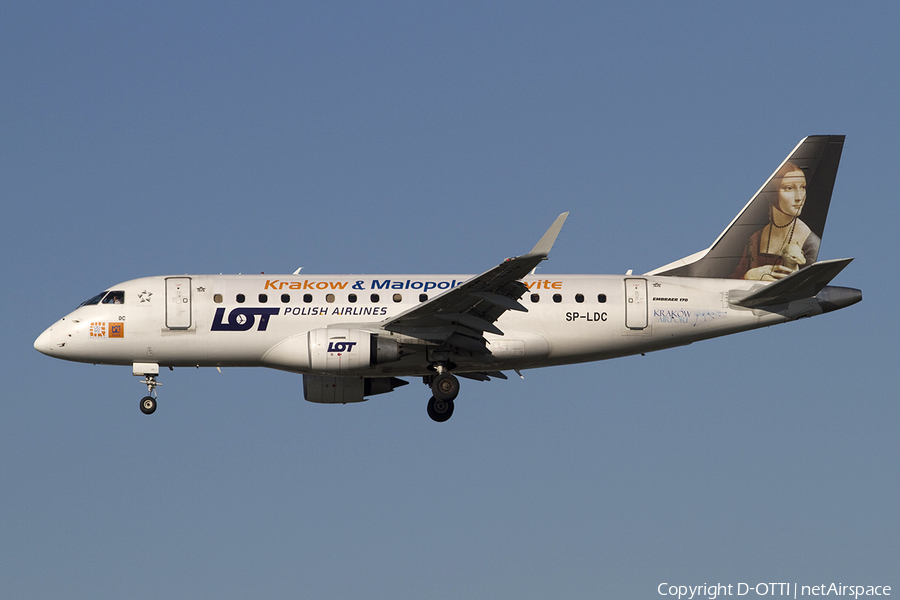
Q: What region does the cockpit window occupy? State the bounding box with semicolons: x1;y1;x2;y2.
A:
79;291;108;307
79;290;125;307
102;291;125;304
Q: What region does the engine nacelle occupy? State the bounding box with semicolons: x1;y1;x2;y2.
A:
262;328;401;374
303;375;409;404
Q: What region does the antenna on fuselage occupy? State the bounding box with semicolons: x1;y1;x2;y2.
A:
293;267;303;275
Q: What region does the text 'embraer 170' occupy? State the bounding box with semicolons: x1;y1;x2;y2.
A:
35;136;861;422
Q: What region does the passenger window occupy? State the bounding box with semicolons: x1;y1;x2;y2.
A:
598;294;607;303
393;294;402;303
371;294;380;303
259;294;268;303
553;294;562;303
214;294;223;303
575;294;584;303
102;291;125;304
419;294;428;302
326;294;335;303
281;294;290;303
349;294;357;303
303;294;313;303
531;294;540;303
236;294;245;303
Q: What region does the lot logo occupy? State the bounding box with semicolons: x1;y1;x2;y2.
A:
211;307;280;331
327;341;357;353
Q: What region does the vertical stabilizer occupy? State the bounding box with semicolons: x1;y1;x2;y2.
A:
648;135;844;279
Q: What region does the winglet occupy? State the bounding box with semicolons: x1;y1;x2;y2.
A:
528;212;569;258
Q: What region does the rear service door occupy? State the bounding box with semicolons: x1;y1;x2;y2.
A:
624;278;648;330
166;277;192;329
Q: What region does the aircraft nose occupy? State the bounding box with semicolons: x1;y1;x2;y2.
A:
34;324;63;356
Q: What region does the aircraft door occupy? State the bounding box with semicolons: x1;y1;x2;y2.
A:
624;278;648;330
166;277;192;329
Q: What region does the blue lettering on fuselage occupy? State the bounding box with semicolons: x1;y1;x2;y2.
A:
370;279;457;291
211;307;280;331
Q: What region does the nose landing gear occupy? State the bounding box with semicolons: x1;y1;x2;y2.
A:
140;394;157;415
138;374;160;414
134;362;161;415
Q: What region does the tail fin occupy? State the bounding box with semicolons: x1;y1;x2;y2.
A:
648;135;845;279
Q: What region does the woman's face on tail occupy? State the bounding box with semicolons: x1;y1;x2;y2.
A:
778;169;807;216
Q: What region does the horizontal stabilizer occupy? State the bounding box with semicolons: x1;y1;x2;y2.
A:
729;258;853;308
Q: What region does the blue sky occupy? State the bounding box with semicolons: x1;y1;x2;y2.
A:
2;2;897;598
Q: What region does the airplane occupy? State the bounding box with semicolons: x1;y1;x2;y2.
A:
34;135;861;422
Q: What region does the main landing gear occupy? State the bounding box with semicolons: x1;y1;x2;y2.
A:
426;370;460;423
427;396;454;422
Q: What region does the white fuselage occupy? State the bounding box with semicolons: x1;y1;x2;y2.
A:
34;272;817;376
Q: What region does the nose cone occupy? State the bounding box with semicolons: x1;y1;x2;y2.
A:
34;323;63;357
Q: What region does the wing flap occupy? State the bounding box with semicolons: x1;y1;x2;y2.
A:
470;291;528;312
457;371;509;382
436;313;505;336
446;333;492;354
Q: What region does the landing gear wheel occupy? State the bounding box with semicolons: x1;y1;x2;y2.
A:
431;372;460;402
140;396;157;415
427;396;454;422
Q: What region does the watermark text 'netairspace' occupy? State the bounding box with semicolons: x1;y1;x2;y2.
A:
658;582;891;599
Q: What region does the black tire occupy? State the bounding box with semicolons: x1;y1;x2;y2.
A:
427;396;454;422
431;372;460;402
140;396;157;415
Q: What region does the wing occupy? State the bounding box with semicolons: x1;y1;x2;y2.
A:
381;213;568;355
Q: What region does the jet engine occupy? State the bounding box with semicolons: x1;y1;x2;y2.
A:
262;328;402;374
303;375;409;404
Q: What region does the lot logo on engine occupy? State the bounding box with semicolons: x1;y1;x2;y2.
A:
211;307;280;331
327;341;357;353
